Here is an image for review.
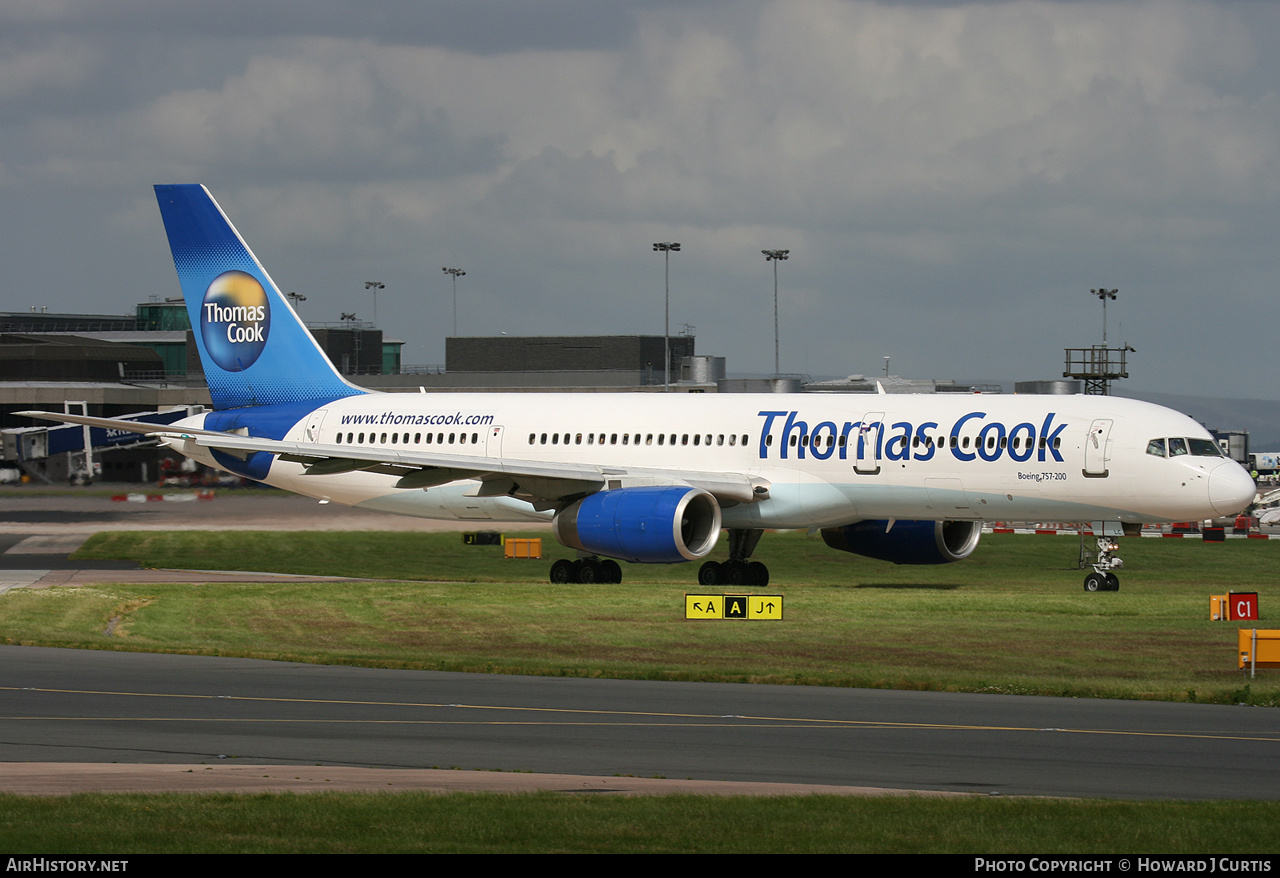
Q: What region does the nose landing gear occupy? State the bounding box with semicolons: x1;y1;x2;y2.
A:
1083;535;1122;592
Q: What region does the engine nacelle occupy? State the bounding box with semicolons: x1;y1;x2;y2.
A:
820;519;981;565
552;486;722;563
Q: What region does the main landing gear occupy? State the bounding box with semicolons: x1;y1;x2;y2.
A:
1083;534;1123;592
697;528;770;587
546;528;772;586
549;557;622;584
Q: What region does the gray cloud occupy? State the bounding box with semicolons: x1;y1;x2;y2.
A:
2;0;1278;400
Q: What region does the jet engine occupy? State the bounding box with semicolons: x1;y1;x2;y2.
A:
552;486;722;563
820;519;981;565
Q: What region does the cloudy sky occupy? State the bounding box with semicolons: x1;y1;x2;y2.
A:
4;0;1279;398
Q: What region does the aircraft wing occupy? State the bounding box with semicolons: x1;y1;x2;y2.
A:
181;432;768;508
14;411;223;438
17;410;768;508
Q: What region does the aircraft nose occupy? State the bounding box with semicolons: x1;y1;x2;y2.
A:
1209;462;1257;517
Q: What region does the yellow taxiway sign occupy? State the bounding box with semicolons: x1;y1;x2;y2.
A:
685;594;783;620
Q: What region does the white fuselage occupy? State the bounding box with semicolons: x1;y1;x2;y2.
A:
170;390;1257;528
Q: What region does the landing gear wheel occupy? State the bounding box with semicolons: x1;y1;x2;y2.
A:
698;561;722;586
577;559;601;583
1083;572;1106;592
550;559;574;584
600;559;622;584
748;561;769;587
723;560;747;586
1105;572;1120;591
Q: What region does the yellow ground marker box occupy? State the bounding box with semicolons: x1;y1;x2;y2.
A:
503;538;542;559
1238;629;1280;670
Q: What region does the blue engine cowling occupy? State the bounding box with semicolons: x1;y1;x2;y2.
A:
820;519;981;565
552;486;722;563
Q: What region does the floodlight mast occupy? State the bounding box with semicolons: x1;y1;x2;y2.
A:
1091;288;1117;343
1065;288;1129;395
443;267;466;337
762;249;790;376
364;281;384;325
653;242;681;391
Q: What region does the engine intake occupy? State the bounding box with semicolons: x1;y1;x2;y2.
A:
553;486;722;563
820;519;981;565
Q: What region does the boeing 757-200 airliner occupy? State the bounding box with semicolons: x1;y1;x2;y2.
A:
21;185;1257;590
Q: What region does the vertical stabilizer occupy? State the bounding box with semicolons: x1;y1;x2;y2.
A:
154;184;366;410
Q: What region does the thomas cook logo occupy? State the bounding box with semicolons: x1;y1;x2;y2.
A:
200;270;270;372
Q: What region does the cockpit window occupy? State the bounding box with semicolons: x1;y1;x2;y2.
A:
1187;438;1222;457
1152;437;1223;459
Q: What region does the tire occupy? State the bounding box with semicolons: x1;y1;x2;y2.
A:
698;561;722;586
1105;573;1120;591
724;560;746;586
1083;572;1105;592
601;560;622;583
578;560;600;583
549;559;574;584
748;561;769;587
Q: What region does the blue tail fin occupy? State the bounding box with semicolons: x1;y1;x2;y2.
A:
154;184;366;411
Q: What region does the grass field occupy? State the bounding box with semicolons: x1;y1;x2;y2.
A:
0;529;1273;704
4;792;1280;854
3;528;1279;853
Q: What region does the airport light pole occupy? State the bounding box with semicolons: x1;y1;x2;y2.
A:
285;291;307;314
1091;288;1117;343
762;249;789;376
653;242;681;391
364;281;384;326
443;267;466;337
